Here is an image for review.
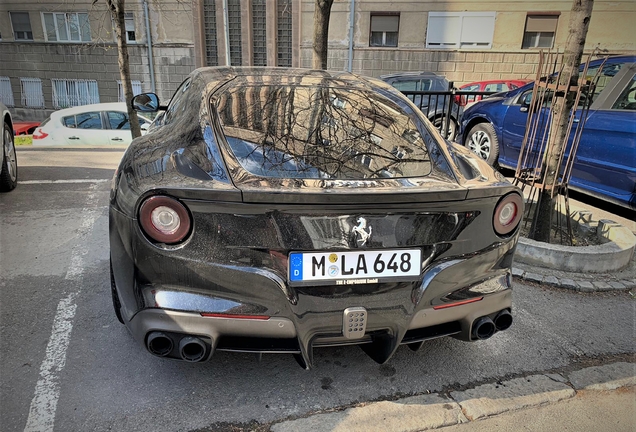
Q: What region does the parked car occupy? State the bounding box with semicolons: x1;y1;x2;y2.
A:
13;121;40;135
1;102;17;192
380;72;462;140
457;79;531;107
459;55;636;210
109;67;523;368
32;102;153;146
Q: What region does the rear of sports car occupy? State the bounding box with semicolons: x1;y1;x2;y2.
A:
109;68;522;368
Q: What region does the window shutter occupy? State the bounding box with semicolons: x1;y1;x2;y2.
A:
526;16;558;33
371;16;399;32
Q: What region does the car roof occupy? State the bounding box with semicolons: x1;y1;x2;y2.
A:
50;102;128;118
461;79;529;87
379;71;443;80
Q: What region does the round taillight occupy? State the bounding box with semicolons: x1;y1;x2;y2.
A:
493;193;523;236
139;196;191;244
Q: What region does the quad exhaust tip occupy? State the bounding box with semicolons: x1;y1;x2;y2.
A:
179;336;207;362
147;332;173;357
472;317;496;340
472;309;513;340
494;309;513;331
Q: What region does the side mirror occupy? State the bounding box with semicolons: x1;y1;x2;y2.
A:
132;93;160;112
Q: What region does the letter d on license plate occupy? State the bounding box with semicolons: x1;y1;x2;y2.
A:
288;249;421;284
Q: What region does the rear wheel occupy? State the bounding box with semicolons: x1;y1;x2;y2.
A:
432;117;458;141
0;121;17;192
465;123;499;166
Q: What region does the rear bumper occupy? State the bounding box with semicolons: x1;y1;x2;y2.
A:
125;270;512;368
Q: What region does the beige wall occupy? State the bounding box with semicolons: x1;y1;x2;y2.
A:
299;0;635;84
301;0;635;52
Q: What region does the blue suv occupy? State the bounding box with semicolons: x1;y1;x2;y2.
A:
459;56;636;210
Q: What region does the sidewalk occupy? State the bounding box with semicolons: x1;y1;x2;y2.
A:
271;362;635;432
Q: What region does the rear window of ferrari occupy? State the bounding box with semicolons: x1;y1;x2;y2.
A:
214;85;432;179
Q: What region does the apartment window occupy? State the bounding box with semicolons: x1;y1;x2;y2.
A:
43;12;92;42
252;0;267;66
10;12;33;40
426;12;495;49
522;15;558;49
52;79;100;108
370;15;399;47
117;80;143;102
124;12;136;42
20;78;44;107
203;0;219;66
0;77;15;107
227;0;243;66
277;0;293;67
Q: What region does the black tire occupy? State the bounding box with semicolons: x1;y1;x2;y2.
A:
465;122;500;166
432;116;458;141
110;260;125;324
0;121;17;192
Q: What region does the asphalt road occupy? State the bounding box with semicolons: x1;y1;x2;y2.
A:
1;147;634;432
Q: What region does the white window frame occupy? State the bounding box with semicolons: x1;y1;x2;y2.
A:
522;15;558;49
51;79;100;108
426;12;496;49
124;12;136;43
42;12;92;42
370;14;400;48
117;80;143;102
0;77;15;107
20;78;45;108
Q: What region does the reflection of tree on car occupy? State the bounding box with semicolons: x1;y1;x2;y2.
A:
110;67;524;368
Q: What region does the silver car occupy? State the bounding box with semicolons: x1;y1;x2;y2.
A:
0;102;17;192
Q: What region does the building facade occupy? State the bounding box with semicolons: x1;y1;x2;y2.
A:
0;0;197;121
1;0;633;121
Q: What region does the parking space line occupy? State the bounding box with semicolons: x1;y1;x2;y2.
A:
19;179;109;185
23;183;101;432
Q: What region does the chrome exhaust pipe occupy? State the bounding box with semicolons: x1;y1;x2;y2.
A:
179;336;207;362
147;332;173;357
494;310;513;331
472;317;496;340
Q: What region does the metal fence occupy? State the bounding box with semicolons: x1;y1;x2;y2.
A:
397;86;498;140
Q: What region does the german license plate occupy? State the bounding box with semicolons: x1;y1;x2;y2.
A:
288;249;421;285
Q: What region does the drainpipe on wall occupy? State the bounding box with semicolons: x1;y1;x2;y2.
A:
347;0;355;72
222;0;231;65
143;0;156;93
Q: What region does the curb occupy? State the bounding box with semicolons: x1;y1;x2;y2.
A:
270;362;635;432
511;266;636;292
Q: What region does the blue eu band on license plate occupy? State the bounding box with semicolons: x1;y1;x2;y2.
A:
289;249;421;283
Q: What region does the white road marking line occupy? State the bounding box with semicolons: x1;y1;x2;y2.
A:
19;179;109;184
24;184;101;432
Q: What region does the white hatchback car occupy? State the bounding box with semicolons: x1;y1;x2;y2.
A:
32;102;152;146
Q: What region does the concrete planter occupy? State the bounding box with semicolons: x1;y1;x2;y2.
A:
515;219;636;273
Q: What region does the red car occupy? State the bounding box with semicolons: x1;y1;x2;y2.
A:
13;121;40;135
457;80;531;107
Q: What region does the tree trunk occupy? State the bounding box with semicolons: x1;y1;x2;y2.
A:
530;0;594;242
108;0;142;139
312;0;334;70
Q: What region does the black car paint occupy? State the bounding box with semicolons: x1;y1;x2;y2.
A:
110;67;521;368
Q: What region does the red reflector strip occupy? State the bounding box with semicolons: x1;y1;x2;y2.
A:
200;313;270;320
433;297;484;310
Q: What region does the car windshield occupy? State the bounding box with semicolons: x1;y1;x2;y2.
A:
215;85;432;179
